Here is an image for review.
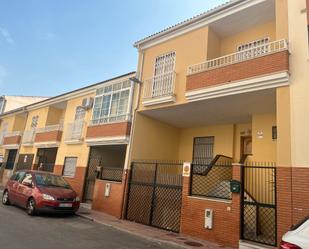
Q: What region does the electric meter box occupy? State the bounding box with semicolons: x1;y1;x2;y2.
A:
230;180;241;193
204;209;213;229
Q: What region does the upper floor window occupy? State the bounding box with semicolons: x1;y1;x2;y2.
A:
0;97;6;114
92;80;132;125
237;38;270;60
74;107;86;121
151;52;176;98
154;52;176;78
31;116;39;129
237;38;269;52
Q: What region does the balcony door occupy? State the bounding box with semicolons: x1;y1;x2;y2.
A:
153;52;176;97
71;107;86;138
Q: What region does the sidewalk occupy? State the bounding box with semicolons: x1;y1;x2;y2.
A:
76;206;234;249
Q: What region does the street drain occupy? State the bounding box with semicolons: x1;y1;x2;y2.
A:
184;241;203;247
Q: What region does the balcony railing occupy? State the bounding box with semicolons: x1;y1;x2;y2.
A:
143;71;176;100
90;114;131;126
22;130;36;145
188;39;288;75
35;124;63;133
64;121;85;142
4;131;23;137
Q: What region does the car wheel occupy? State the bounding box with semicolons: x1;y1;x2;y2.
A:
2;190;10;205
27;198;36;216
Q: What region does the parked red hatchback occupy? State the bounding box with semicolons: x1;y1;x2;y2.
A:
2;170;80;215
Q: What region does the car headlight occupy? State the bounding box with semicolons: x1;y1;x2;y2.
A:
74;196;80;202
42;194;55;201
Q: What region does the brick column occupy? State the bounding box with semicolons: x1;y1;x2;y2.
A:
231;163;242;245
276;167;293;245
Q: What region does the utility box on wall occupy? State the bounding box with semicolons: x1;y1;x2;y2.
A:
204;209;213;229
104;183;111;197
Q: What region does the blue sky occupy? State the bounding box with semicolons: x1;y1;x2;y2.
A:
0;0;226;97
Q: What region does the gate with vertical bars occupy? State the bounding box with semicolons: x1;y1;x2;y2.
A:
125;161;183;232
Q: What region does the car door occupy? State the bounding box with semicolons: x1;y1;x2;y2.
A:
16;172;33;207
9;171;25;204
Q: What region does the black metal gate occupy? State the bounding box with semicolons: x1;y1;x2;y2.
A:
83;156;100;202
126;161;183;232
241;164;277;246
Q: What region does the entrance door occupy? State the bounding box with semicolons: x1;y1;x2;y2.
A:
36;148;57;172
241;165;277;246
5;149;18;170
126;161;183;232
83;154;100;203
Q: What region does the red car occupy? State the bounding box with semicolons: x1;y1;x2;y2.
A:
2;170;80;215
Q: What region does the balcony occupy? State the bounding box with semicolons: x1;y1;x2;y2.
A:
34;124;63;148
64;121;85;144
2;131;22;148
142;71;176;106
22;130;36;146
86;115;131;146
186;39;289;101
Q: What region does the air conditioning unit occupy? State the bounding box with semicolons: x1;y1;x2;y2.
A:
81;97;94;109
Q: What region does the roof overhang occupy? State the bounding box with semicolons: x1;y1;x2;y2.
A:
134;0;275;50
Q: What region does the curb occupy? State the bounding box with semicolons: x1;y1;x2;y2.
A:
76;212;187;249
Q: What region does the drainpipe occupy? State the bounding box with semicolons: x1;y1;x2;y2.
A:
121;49;144;219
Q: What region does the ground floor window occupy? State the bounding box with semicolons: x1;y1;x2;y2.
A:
63;157;77;178
192;136;214;165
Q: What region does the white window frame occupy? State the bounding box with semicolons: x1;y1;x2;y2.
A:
237;37;270;60
31;115;39;129
63;157;77;178
91;79;133;125
152;51;176;97
0;97;6;114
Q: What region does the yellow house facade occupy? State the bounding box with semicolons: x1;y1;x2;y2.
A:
0;72;137;218
125;0;309;248
1;0;309;248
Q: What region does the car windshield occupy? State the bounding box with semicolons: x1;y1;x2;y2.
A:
35;174;71;189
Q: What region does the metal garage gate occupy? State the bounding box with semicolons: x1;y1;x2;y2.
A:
125;161;183;232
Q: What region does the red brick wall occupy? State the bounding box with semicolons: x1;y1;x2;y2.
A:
53;165;86;198
86;122;131;139
92;170;127;219
35;131;62;143
180;165;241;248
186;51;289;91
277;166;309;246
3;135;21;145
53;164;64;175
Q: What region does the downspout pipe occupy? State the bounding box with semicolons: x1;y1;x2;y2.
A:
121;49;144;219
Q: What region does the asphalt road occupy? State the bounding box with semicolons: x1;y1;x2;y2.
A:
0;195;175;249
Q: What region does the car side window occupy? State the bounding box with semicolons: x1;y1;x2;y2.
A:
10;173;17;181
10;172;26;182
20;173;32;186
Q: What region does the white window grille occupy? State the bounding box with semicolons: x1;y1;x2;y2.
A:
152;52;176;97
0;97;6;114
31;116;39;129
63;157;77;178
91;79;132;125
